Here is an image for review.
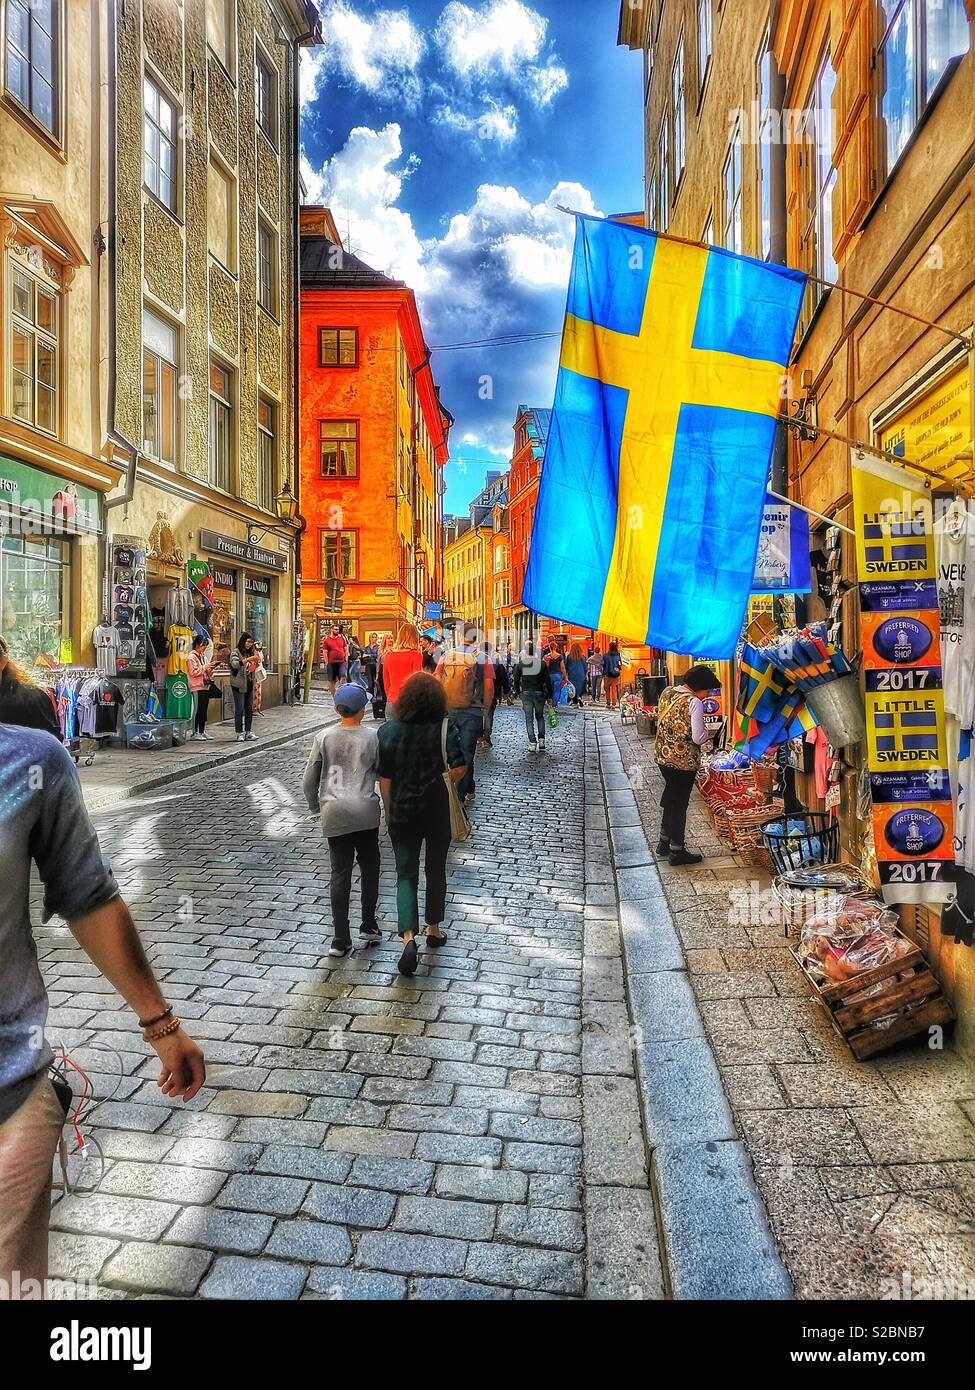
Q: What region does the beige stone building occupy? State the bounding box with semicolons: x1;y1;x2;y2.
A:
106;0;319;701
1;1;123;667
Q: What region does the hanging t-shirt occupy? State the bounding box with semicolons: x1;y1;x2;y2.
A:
93;680;125;735
935;501;975;722
166;624;193;677
93;624;121;677
165;672;192;721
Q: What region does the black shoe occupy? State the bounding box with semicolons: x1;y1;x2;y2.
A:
655;838;671;857
668;849;703;866
425;927;448;950
358;925;382;947
397;937;419;976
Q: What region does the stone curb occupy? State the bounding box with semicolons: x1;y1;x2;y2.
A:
83;712;334;813
598;722;793;1301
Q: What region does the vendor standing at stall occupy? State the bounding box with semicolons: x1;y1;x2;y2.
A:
654;664;720;866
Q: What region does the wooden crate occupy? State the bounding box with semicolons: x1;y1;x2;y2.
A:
791;929;954;1060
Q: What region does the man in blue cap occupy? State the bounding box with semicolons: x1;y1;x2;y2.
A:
302;683;382;957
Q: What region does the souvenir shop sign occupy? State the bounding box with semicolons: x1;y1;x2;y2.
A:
852;449;954;905
878;363;969;484
751;492;811;594
0;456;101;536
199;528;288;572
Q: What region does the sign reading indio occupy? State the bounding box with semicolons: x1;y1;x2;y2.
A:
199;528;289;572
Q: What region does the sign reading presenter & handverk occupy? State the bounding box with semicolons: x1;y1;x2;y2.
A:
852;449;954;905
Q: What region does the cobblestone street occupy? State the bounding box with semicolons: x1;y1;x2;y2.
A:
40;705;663;1300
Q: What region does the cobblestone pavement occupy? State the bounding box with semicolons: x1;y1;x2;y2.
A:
40;704;663;1300
614;718;975;1301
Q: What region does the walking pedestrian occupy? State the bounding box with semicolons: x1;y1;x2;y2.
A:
0;721;205;1290
381;623;424;714
373;635;393;720
602;642;622;708
485;645;510;743
565;642;587;708
228;632;260;741
512;640;551;752
361;634;379;694
187;634;217;740
543;641;568;707
347;634;364;687
587;647;603;704
436;627;494;805
378;672;466;977
322;626;349;694
655;664;719;866
303;683;383;958
0;635;60;740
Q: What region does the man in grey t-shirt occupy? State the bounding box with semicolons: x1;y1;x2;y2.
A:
0;723;205;1288
303;684;381;959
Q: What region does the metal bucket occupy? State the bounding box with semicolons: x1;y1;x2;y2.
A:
805;675;866;747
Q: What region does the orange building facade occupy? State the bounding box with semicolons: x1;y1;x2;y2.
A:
298;210;451;643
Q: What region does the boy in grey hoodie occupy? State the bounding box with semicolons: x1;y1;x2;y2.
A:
303;684;382;957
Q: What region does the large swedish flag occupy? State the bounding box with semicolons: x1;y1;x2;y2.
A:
523;215;806;657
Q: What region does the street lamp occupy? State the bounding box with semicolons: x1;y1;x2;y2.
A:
273;478;298;522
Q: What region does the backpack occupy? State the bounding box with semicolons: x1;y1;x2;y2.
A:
604;653;622;678
440;654;484;709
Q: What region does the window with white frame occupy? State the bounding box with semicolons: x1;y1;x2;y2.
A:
144;74;177;211
658;116;669;231
257;219;276;315
142;307;178;463
257;399;275;511
722;128;742;253
9;260;58;434
698;0;712;91
207;155;236;272
758;39;774;260
880;0;969;176
4;0;58;135
812;53;837;284
206;0;235;71
672;35;686;186
208;359;233;492
702;209;714;245
255;50;277;144
647;167;657;231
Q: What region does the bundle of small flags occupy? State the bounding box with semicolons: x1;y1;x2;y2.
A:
734;623;850;758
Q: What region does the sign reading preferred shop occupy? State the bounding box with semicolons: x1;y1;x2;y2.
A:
199;528;288;572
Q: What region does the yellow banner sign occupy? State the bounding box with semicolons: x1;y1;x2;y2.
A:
878;363;969;482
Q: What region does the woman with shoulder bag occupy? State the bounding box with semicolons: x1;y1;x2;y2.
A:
377;672;467;977
654;664;719;867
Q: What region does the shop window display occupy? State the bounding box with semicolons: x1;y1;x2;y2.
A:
0;534;68;664
245;577;271;656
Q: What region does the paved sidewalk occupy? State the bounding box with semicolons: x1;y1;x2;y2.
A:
77;698;333;812
614;717;975;1300
41;704;665;1299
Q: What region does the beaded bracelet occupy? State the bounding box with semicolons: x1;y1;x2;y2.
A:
139;1005;173;1029
144;1016;181;1043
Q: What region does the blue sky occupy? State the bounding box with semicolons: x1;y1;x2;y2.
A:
300;0;643;513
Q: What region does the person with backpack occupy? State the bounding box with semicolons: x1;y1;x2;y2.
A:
601;642;623;708
512;640;551;752
654;664;719;866
436;628;494;804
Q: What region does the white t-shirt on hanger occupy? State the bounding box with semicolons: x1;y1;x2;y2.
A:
93;623;120;677
935;500;975;725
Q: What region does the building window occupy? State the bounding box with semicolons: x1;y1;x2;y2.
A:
207;155;236;272
880;0;969;175
647;167;657;231
0;534;68;664
658;116;669;231
672;35;685;186
698;0;712;90
255;51;277;144
318;327;357;367
758;40;774;260
257;399;275;511
206;0;235;71
4;0;57;136
321;530;357;580
208;360;233;492
9;262;58;434
722;127;742;253
320;420;358;478
257;219;276;315
144;74;177;211
811;53;837;283
142;308;177;463
702;209;714;245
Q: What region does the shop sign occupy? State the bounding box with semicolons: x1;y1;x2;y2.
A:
375;586;397;596
0;455;102;536
852;449;953;906
424;601;444;622
878;363;969;483
199;528;288;572
212;567;237;590
245;576;271;597
751;492;811;594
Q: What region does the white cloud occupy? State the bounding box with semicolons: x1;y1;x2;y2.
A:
301;124;427;288
436;0;546;78
531;62;569;106
306;2;427;109
434;102;519;145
